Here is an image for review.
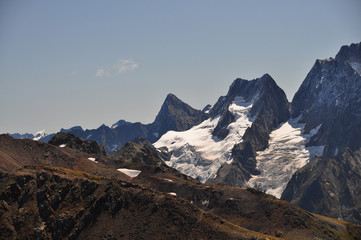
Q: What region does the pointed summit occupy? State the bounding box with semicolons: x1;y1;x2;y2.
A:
148;93;208;141
335;42;361;63
210;74;290;146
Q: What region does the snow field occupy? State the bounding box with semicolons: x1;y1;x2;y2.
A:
246;119;324;198
154;97;254;182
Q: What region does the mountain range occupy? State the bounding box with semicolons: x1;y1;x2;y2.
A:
7;42;361;228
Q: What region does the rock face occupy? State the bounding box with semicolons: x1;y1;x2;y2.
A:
291;42;361;157
48;132;106;156
110;137;166;167
282;147;361;225
282;42;361;224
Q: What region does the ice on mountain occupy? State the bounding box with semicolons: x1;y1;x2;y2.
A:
154;97;254;183
246;119;324;198
33;130;47;141
349;62;361;75
111;144;119;152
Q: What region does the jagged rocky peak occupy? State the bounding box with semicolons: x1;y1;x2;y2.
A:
291;42;361;156
335;42;361;62
336;42;361;75
148;93;208;141
210;74;290;144
48;132;106;156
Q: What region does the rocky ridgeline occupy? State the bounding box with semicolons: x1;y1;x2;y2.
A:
48;132;106;156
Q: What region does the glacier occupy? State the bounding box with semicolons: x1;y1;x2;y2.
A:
154;97;254;182
246;118;324;198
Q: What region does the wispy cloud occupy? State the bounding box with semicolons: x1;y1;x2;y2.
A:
113;58;139;73
96;58;139;77
96;68;106;77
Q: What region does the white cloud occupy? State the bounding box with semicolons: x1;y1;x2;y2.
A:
96;68;105;77
113;58;139;73
96;58;138;77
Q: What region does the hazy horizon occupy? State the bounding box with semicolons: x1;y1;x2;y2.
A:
1;0;361;134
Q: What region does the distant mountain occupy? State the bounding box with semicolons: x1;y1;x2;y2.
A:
48;132;106;156
8;130;55;143
52;93;207;153
8;94;207;153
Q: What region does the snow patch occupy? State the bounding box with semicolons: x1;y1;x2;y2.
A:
201;200;209;206
111;144;119;152
163;178;173;182
154;97;254;183
168;192;177;196
86;134;92;140
33;130;47;141
349;62;361;75
117;168;141;178
87;157;98;163
247;119;324;198
59;144;66;148
152;132;159;138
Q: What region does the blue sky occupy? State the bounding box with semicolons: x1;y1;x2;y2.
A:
1;0;361;134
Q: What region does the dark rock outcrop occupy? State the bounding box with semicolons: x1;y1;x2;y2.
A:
208;141;259;186
282;147;361;225
49;132;106;156
110;138;166;167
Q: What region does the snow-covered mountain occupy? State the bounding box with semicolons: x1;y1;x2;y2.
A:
154;96;254;182
154;42;361;203
9;130;54;143
155;74;292;191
